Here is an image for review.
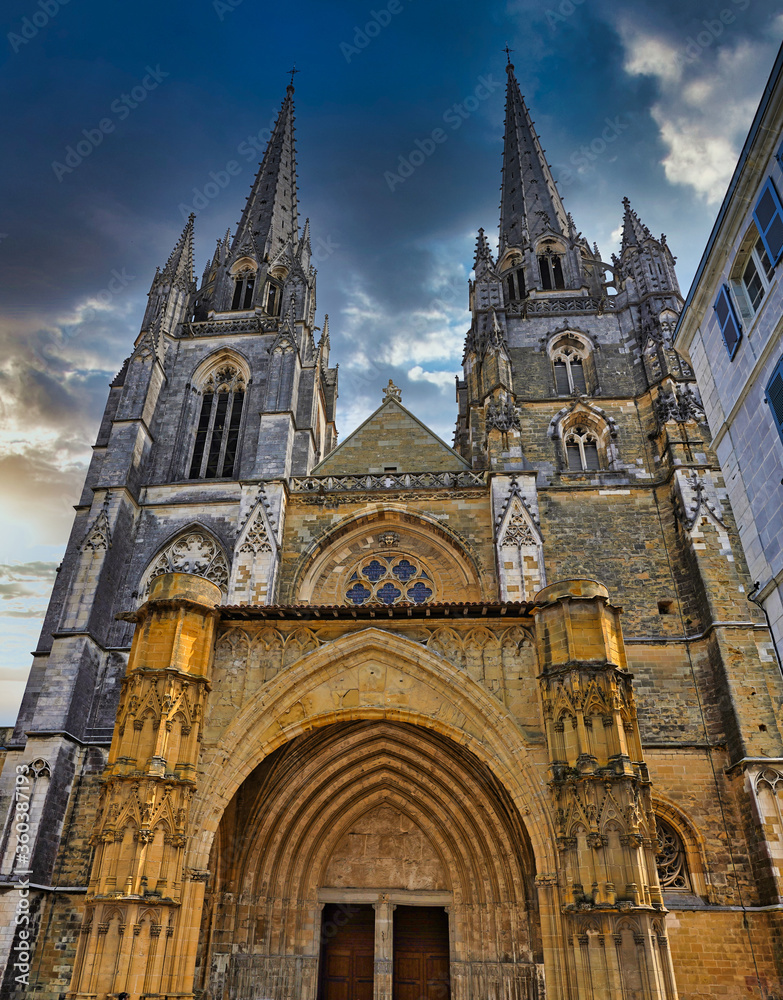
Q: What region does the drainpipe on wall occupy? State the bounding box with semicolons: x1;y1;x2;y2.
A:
748;580;783;677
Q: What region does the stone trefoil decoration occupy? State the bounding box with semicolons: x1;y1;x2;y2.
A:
239;509;273;555
81;497;113;551
501;507;536;547
145;531;229;594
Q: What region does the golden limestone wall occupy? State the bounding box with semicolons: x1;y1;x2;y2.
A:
29;565;781;999
276;489;496;604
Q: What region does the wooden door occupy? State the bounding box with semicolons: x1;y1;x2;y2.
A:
318;903;375;1000
393;906;450;1000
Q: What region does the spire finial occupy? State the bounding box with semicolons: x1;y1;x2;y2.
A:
503;44;514;67
288;64;300;90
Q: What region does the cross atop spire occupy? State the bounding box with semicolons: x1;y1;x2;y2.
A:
288;64;300;88
499;62;570;251
503;44;514;64
231;82;299;263
620;196;653;254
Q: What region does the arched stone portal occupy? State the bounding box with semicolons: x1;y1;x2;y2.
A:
197;721;544;1000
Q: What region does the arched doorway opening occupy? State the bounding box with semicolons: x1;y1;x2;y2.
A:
195;721;543;1000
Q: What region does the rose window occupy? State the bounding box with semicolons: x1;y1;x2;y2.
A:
344;556;434;606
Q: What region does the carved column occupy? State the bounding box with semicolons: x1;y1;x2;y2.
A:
373;894;394;1000
67;572;221;1000
533;579;678;1000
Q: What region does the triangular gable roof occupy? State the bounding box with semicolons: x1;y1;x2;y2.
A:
312;397;470;475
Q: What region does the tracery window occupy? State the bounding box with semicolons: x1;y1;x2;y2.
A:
189;363;246;479
655;817;690;891
553;345;587;395
231;266;256;311
564;425;600;471
344;556;434;606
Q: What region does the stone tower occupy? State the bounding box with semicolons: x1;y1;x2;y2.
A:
2;67;783;1000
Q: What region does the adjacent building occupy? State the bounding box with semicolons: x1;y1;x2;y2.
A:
1;58;783;1000
675;42;783;663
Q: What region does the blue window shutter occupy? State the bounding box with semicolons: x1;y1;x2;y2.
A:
753;177;783;264
713;284;742;359
766;355;783;445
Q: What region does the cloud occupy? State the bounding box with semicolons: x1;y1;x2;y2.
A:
408;366;460;391
0;451;87;546
619;20;782;204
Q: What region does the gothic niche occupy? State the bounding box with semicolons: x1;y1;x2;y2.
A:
143;531;229;597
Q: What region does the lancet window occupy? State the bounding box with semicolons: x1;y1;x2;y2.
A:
538;248;565;290
188;363;246;480
231;266;256;311
564;425;600;471
265;280;282;316
553;345;587;395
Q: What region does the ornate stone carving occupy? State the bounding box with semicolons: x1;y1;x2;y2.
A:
654;384;705;425
486;395;521;432
238;508;272;555
145;531;229;594
290;471;485;493
81;499;112;551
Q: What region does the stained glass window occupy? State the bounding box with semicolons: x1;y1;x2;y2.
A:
392;559;416;581
346;583;371;605
343;554;434;606
376;582;402;605
407;582;433;604
363;560;387;581
189;364;246;480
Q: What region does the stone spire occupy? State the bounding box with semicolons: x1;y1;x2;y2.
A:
620;196;653;254
161;213;195;288
232;81;299;262
499;61;570;251
142;215;196;330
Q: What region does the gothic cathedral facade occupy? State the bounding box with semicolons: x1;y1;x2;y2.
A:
1;63;783;1000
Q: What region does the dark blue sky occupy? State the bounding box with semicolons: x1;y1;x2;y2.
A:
0;0;781;719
